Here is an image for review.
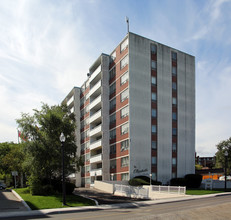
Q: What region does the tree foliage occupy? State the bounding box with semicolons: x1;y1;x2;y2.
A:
215;137;231;173
0;142;25;186
16;103;81;187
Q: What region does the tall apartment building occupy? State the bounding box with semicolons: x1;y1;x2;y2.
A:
63;32;195;187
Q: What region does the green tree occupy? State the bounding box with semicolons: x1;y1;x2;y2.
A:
16;103;81;193
0;142;25;186
215;137;231;173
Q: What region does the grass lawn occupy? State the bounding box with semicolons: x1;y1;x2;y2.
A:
186;189;228;195
14;188;95;210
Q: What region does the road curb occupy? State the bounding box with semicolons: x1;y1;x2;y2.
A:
11;189;31;211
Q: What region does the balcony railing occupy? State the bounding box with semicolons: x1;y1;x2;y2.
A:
89;95;101;110
90;153;102;164
90;109;101;124
90;124;102;137
90;139;102;150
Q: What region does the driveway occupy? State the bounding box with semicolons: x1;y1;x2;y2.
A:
74;188;148;205
0;189;28;212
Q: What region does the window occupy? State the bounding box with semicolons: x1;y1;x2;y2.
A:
151;44;157;54
121;123;129;135
172;112;177;120
110;113;116;124
152;109;157;118
172;158;177;166
121;173;129;180
86;153;90;161
172;143;177;152
172;66;177;75
152;125;157;133
111;51;116;61
110;144;116;154
121;72;128;85
86;165;90;173
109;67;116;80
152;92;157;101
110;98;116;110
173;128;177;136
172;82;177;90
152;141;157;150
151;76;156;85
152;156;157;165
121;139;129;151
152;172;157;180
121;89;129;102
151;60;157;69
109;83;116;95
172;52;177;61
172;172;176;178
172;97;177;105
110;159;116;169
121;106;129;118
121;156;129;167
120;55;128;69
110;129;116;139
121;38;128;52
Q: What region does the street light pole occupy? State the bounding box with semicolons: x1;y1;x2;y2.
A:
225;150;228;191
60;132;66;206
149;173;152;186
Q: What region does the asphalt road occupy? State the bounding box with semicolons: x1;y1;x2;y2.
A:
4;194;231;220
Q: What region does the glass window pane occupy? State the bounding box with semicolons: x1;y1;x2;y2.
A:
152;125;157;133
121;89;129;102
151;60;157;69
121;106;129;118
152;93;157;101
151;76;156;85
120;55;128;69
152;109;157;118
121;72;129;85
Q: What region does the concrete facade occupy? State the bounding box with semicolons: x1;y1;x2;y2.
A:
63;32;195;186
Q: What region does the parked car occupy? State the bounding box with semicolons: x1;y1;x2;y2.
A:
0;182;6;190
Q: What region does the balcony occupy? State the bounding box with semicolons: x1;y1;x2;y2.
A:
89;95;101;110
90;139;102;151
90;168;102;177
89;65;101;84
89;109;101;124
89;80;101;97
90;124;102;138
90;153;102;164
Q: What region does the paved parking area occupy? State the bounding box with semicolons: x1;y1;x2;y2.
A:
0;189;28;212
74;187;148;205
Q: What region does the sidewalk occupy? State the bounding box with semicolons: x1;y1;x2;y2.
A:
1;189;231;219
0;189;28;212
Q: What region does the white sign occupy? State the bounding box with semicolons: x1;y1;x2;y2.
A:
12;171;18;176
205;178;213;190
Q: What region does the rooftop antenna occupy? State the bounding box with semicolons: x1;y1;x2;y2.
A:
125;16;129;33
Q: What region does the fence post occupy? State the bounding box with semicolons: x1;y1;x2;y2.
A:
168;185;170;193
159;185;161;193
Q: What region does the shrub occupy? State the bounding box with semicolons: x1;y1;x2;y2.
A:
65;182;76;195
170;178;187;186
128;176;162;186
185;174;202;188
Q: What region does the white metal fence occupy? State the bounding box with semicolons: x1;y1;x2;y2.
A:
114;184;149;199
151;185;186;194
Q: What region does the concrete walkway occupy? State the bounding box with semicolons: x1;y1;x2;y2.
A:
0;189;28;212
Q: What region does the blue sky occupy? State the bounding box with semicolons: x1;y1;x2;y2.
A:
0;0;231;156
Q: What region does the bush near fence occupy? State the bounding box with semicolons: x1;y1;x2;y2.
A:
129;176;162;186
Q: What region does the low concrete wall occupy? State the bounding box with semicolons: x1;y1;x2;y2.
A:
94;180;114;194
